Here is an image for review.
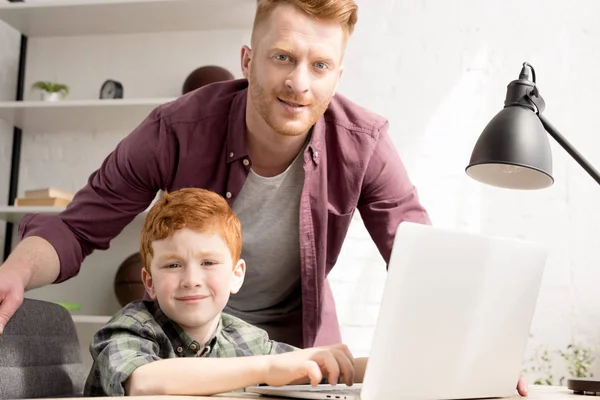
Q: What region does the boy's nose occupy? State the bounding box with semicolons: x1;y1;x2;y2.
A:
181;267;204;287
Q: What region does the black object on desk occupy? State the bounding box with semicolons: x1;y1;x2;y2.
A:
568;378;600;396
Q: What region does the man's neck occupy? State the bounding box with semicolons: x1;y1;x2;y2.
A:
246;127;308;177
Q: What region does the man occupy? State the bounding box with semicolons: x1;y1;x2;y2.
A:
0;0;527;395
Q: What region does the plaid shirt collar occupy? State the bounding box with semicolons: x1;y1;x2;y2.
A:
149;301;222;357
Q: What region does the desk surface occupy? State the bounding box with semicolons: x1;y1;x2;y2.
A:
49;385;588;399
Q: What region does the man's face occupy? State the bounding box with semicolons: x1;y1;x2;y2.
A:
142;228;244;332
243;4;346;136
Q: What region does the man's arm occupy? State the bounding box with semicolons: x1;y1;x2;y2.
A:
18;107;175;283
0;106;175;333
358;121;431;264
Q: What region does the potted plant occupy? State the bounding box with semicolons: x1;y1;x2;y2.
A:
31;81;70;101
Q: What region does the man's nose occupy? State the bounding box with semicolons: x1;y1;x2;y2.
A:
286;65;310;94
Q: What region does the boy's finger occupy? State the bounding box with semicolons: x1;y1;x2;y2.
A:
334;350;355;386
304;361;322;387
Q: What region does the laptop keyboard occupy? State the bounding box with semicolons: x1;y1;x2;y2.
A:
310;387;362;395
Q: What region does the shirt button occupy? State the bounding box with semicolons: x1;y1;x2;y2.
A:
226;192;232;199
314;151;319;158
190;343;197;350
243;159;250;166
229;152;234;158
176;346;183;353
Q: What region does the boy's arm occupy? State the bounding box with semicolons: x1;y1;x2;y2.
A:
127;344;359;395
125;356;270;395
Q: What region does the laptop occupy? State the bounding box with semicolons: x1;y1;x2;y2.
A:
246;222;549;400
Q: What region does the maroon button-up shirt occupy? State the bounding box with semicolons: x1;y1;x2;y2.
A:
19;79;431;348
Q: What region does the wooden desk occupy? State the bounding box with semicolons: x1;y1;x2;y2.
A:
48;385;589;399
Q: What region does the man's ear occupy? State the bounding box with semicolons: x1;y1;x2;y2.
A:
141;268;157;300
333;65;344;96
230;259;246;294
240;45;252;80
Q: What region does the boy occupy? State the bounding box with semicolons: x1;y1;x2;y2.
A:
84;188;367;396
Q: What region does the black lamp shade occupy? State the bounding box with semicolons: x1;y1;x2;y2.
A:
466;106;555;190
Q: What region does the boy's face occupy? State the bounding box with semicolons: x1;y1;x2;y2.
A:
142;227;245;333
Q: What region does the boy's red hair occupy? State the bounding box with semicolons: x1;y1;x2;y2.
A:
140;188;242;273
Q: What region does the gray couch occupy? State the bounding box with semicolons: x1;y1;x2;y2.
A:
0;298;87;398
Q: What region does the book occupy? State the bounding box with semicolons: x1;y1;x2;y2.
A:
24;187;75;201
14;197;71;207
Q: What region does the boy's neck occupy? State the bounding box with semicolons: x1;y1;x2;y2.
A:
181;314;221;348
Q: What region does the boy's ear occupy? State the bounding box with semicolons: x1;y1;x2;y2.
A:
141;267;157;300
230;259;246;294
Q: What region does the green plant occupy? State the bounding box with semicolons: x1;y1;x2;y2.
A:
31;81;69;96
523;345;555;385
558;344;595;385
523;343;596;386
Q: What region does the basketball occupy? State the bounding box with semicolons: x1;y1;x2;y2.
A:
182;65;235;95
113;252;147;307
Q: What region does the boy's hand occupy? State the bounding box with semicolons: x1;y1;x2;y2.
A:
264;344;356;387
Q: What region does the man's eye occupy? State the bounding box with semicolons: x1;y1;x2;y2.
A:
275;55;289;62
315;62;328;70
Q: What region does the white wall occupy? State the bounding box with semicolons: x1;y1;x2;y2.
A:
1;0;599;385
329;0;600;383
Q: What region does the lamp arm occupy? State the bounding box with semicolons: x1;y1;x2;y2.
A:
538;114;600;186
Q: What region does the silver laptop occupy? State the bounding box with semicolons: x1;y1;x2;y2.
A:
246;222;548;400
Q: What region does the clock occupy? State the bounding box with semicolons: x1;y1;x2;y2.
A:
99;79;124;99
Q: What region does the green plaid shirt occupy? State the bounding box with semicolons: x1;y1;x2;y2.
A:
84;300;298;396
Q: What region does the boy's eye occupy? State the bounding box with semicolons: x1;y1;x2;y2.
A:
202;261;218;267
166;263;181;269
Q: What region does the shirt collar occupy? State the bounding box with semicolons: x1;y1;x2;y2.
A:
150;301;223;356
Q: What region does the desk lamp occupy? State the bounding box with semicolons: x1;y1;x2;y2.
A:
465;62;600;394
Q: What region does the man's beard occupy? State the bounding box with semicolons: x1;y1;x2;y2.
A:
248;69;331;137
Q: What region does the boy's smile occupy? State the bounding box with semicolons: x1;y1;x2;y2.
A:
142;228;245;344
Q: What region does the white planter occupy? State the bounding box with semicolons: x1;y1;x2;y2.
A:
41;91;63;102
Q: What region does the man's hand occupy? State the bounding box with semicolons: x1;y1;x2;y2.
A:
517;376;528;397
264;343;357;387
0;261;29;334
0;236;61;334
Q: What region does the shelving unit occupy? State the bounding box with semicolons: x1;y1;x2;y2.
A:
0;0;256;369
0;0;256;37
0;98;175;133
72;314;111;324
0;205;149;224
0;0;256;257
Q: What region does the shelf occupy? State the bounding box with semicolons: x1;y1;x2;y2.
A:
0;0;256;37
72;314;111;324
0;205;148;224
0;98;175;133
